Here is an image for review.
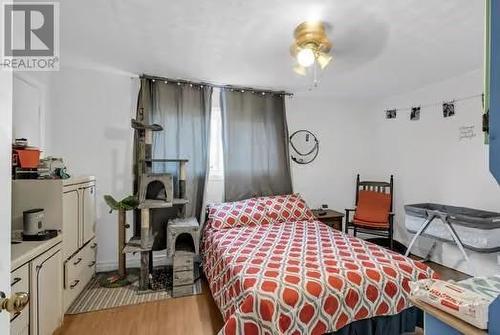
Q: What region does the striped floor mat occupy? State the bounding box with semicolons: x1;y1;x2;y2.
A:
67;267;202;314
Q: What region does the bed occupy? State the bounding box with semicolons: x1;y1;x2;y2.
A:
202;195;438;335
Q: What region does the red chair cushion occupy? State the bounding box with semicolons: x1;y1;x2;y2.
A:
353;218;390;229
353;190;391;225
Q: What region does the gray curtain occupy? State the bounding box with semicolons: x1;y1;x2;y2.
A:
136;79;212;222
220;89;293;201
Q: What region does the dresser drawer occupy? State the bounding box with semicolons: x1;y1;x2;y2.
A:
65;240;96;289
65;248;87;288
64;239;96;312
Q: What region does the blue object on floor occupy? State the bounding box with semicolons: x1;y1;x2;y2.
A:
424;314;462;335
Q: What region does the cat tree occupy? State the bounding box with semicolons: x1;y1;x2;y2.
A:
125;116;189;291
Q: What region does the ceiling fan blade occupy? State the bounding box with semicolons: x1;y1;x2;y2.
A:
322;22;334;34
317;52;333;69
293;64;307;76
290;43;300;57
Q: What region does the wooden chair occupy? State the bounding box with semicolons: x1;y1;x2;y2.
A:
345;174;395;250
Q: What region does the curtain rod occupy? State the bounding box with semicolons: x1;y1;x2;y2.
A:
139;74;294;97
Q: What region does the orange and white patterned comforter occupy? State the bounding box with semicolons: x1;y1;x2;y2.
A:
202;220;437;335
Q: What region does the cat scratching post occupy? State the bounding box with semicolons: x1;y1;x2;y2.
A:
118;209;126;277
104;194;138;285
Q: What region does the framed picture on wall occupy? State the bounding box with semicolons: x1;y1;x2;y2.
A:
443;102;455;118
410;107;420;121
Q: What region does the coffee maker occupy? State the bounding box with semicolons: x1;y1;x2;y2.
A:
22;208;57;241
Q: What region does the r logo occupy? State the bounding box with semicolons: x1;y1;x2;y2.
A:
3;3;55;57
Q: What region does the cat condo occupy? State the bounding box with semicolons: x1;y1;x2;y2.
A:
124;117;190;292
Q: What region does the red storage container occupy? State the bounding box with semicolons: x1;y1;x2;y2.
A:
14;149;41;168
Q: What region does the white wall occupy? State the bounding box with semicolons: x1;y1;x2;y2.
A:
49;68;138;269
21;67;141;270
286;96;377;214
372;69;500;276
12;74;48;150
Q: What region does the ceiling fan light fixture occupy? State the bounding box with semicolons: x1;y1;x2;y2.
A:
297;48;315;67
290;21;333;84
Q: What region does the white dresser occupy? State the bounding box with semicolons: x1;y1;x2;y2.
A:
12;176;97;317
11;235;63;335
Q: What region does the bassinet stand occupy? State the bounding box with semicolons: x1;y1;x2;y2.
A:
404;209;470;263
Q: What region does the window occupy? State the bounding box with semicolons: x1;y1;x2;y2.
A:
208;88;224;181
206;88;225;203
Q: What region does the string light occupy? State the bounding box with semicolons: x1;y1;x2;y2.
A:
385;93;482;114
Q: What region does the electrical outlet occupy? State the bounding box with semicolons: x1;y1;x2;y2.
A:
321;204;328;209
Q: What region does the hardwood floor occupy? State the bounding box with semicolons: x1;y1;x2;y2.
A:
55;261;468;335
55;280;224;335
423;260;470;282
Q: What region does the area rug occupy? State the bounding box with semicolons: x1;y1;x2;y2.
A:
66;266;202;314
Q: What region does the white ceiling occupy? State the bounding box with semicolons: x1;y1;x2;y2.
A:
60;0;484;98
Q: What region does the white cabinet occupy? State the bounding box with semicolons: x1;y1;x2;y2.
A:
30;248;63;335
10;264;30;335
62;189;79;260
81;185;96;246
12;176;97;313
61;180;97;311
10;241;63;335
62;179;96;259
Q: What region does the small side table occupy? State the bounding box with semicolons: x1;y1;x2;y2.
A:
312;209;344;231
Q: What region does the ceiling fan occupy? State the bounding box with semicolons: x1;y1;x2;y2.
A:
290;21;333;86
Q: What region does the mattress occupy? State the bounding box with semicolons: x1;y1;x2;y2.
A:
202;220;437;335
405;203;500;252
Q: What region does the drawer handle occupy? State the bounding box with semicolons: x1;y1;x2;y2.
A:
88;261;96;267
73;257;82;265
10;311;21;322
90;243;97;249
70;280;80;289
10;277;21;287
